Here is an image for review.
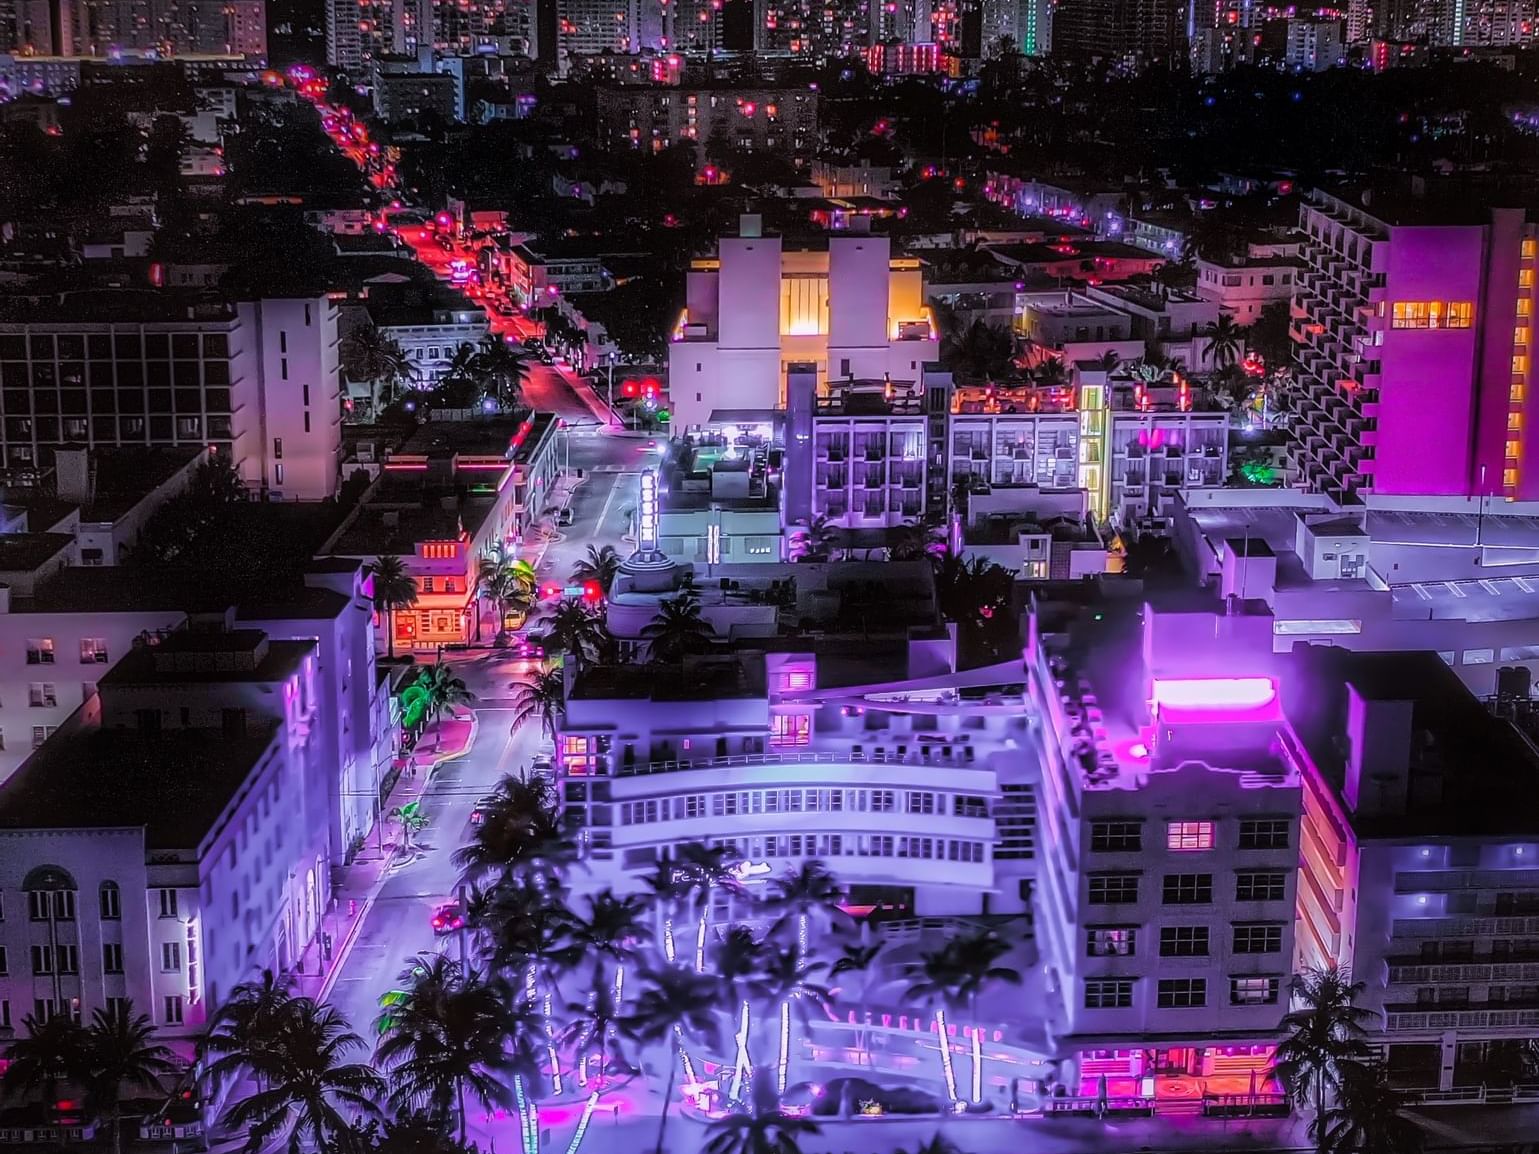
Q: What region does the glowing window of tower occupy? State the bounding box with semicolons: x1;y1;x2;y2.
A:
780;275;828;336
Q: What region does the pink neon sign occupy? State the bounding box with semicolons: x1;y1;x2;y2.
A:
1151;676;1277;712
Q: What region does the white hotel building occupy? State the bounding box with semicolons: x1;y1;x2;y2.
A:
556;647;1040;922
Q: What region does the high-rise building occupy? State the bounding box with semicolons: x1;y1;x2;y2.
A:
1051;0;1184;61
1288;187;1539;502
1;0;265;56
325;0;429;70
1377;0;1535;43
668;216;935;433
0;292;342;500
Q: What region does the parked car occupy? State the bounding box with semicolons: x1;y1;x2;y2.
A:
470;796;500;826
556;507;575;527
430;900;464;935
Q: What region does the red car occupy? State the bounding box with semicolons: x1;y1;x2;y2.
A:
430;901;464;935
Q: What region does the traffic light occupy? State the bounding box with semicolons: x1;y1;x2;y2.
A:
582;581;602;602
621;380;639;398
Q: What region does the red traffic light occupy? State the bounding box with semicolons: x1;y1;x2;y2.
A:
582;581;602;601
621;381;639;398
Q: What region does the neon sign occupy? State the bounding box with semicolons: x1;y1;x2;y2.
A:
638;469;659;553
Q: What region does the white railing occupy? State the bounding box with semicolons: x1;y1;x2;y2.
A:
616;746;986;777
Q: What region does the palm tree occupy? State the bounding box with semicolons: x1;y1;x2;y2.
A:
370;555;418;660
889;511;946;561
83;1002;178;1154
940;317;1014;382
559;979;631;1091
342;324;416;412
641;595;716;663
765;861;846;962
752;946;834;1095
479;876;583;1005
452;773;576;887
375;954;536;1143
563;890;654;977
790;514;839;562
900;1135;965;1154
508;667;565;741
1318;1063;1423;1154
1202;314;1243;371
199;970;297;1093
905;927;1020;1101
476;563;536;641
412;660;474;729
472;335;530;407
703;1079;820;1154
624;963;724;1154
826;941;887;1064
1095;349;1122;373
531;598;612;671
711;926;768;1102
2;1012;89;1109
1272;965;1375;1154
570;545;623;595
653;842;745;970
221;998;385;1154
1033;357;1068;388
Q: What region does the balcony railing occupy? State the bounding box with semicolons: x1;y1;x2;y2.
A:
614;745;986;778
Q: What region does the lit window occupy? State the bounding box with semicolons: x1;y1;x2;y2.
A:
1166;821;1214;851
1522;270;1535;289
1085;928;1135;957
1518;326;1531;348
1506;468;1520;487
770;713;810;746
1521;299;1533;318
1511;413;1524;432
1515;355;1530;376
1524;239;1537;259
1230;976;1281;1005
777;669;813;692
1513;385;1526;404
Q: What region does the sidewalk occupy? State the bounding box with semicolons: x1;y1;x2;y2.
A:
291;709;477;1005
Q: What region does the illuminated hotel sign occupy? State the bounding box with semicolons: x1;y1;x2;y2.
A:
638;469;659;553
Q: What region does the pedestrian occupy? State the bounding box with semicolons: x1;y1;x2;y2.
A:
613;1105;620;1124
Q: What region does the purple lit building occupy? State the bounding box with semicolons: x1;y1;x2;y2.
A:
1290;188;1539;502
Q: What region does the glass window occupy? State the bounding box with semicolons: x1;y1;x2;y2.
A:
1159;926;1210;956
99;882;120;920
1238;819;1291;849
1087;874;1139;904
769;713;810;747
1235;871;1288;902
1162;874;1213;904
1083;979;1134;1009
1156;978;1207;1008
1233;924;1285;954
1230;976;1281;1005
1090;821;1142;852
1166;821;1214;851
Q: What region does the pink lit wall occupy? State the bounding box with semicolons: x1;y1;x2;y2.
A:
1371;226;1486;496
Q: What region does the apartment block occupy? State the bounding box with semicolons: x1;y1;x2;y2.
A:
1289;187;1538;502
0;628;328;1044
0;292;342;500
1027;602;1299;1096
595;87;819;163
1287;647;1539;1095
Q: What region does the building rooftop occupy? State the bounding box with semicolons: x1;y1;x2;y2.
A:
1285;648;1539;837
0;533;74;574
0;722;284;849
100;632;314;685
398;417;529;458
0;289;238;325
78;446;205;522
570;653;768;702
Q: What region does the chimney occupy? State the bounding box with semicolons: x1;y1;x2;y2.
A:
55;448;92;505
1343;683;1414;818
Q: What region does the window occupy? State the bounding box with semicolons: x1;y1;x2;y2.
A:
164;996;184;1025
1233;924;1285;954
1390;301;1474;330
0;1001;8;1029
158;889;179;918
1236;871;1288;902
274;464;284;486
1166;821;1214;851
1157;978;1207;1008
56;945;77;974
26;638;54;664
1238;819;1290;850
769;713;810;747
31;945;52;974
1162;874;1213;904
1090;821;1142;852
1088;874;1140;904
99;882;120;920
1084;979;1134;1009
105;997;128;1020
103;943;124;973
907;791;935;815
29;683;57;707
31;725;54;748
1230;976;1281;1005
1159;926;1210;957
273;437;283;459
161;942;182;971
1086;927;1136;957
80;638;109;664
0;946;6;974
